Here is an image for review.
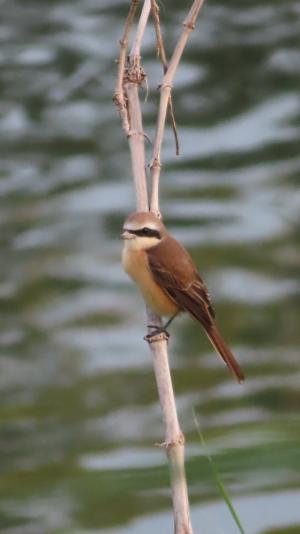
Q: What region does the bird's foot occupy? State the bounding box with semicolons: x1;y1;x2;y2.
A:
144;325;170;343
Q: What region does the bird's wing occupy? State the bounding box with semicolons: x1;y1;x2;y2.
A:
147;237;244;383
147;237;215;329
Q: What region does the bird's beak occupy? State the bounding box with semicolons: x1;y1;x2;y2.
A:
121;230;135;240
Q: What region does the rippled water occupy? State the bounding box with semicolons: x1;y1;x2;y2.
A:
1;1;300;533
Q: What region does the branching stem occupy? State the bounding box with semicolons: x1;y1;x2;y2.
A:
114;2;205;532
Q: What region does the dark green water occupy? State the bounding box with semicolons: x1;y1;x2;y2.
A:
1;0;300;532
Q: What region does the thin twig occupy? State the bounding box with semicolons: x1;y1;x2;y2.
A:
150;0;205;214
123;0;151;210
151;0;180;156
151;0;168;67
130;0;151;59
113;0;140;135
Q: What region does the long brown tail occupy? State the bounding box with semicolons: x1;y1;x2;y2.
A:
206;325;244;383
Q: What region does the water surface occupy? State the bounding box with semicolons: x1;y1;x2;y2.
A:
1;0;300;533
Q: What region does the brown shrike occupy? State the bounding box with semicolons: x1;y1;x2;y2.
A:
121;211;244;383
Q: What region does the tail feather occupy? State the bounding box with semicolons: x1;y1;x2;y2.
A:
206;326;244;383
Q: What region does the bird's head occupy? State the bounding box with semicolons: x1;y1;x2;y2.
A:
121;212;166;251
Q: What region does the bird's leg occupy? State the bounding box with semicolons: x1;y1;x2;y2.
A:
145;312;179;342
163;312;179;330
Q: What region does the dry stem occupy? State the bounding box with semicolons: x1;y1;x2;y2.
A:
122;1;151;210
150;0;205;214
130;0;151;59
151;0;179;157
114;1;205;532
125;84;149;211
113;0;140;136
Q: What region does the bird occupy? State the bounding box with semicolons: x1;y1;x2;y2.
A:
121;211;244;383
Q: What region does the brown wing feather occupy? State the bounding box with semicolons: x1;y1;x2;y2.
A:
147;236;215;328
147;236;244;383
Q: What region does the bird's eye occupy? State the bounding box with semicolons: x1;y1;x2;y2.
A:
142;227;151;235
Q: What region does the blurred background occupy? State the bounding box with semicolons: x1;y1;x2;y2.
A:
1;0;300;532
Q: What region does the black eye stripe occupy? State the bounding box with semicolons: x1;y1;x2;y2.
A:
126;228;161;239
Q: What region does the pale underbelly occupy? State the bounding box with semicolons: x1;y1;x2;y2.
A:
122;248;178;317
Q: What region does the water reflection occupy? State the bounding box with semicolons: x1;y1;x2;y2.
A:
1;0;300;533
